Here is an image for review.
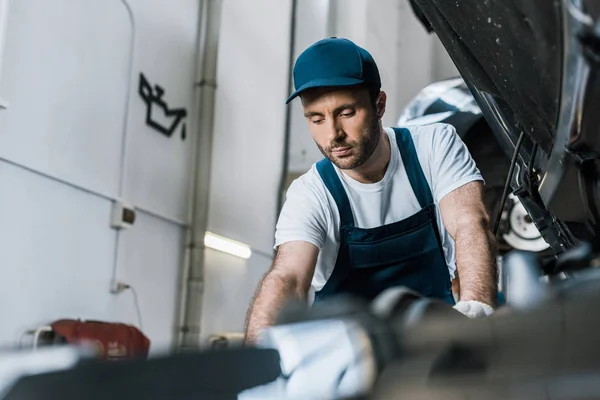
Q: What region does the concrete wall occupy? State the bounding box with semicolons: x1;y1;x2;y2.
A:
0;0;199;354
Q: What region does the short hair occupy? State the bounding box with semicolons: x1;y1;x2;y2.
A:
365;85;381;108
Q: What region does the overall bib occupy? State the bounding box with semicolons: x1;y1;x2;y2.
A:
314;127;454;305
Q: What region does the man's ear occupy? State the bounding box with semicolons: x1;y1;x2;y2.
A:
376;91;387;119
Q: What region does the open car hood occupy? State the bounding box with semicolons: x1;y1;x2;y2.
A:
409;0;562;153
410;0;600;252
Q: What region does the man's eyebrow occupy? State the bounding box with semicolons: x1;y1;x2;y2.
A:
303;103;358;118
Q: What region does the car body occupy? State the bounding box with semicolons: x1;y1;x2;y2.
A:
408;0;600;261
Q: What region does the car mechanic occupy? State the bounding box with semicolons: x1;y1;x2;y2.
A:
244;37;498;344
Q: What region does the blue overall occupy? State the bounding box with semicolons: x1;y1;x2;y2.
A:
314;127;455;305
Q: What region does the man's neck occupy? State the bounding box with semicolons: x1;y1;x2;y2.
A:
344;128;391;184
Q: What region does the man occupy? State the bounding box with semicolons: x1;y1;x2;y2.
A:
244;37;497;344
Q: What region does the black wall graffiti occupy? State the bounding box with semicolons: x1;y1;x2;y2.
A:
138;72;188;140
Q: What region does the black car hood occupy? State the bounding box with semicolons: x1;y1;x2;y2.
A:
409;0;562;153
409;1;600;252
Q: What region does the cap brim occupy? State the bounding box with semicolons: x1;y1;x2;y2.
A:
285;77;365;104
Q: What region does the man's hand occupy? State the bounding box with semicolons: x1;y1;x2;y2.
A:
244;241;319;345
440;180;498;312
453;299;494;318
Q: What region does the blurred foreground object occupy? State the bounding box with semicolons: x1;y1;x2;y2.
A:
0;346;91;398
241;243;600;399
5;245;600;399
1;346;281;400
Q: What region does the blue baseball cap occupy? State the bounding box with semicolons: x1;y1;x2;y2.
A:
286;37;381;104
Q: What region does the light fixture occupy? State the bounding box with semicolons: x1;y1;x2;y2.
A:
204;231;252;259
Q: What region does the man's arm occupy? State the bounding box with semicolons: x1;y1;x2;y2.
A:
244;240;319;345
440;180;498;307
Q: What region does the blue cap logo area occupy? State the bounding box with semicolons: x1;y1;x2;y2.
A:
286;37;381;104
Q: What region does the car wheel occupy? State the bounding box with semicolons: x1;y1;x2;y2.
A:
462;119;550;254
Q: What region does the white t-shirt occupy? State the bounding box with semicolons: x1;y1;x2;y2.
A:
274;123;483;296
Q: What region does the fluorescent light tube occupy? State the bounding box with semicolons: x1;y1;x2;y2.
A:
204;232;252;259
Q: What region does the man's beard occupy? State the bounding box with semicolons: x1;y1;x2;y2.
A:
317;116;381;170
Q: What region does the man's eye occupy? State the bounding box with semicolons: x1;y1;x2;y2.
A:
311;119;324;125
341;111;355;117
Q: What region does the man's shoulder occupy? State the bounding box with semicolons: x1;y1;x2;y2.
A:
391;123;457;155
395;122;454;140
285;162;330;200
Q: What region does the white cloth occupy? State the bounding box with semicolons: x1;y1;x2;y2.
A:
453;300;494;318
237;319;376;400
275;123;483;298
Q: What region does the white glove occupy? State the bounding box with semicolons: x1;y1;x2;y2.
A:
453;300;494;318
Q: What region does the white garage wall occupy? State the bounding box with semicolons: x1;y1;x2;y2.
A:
123;0;198;223
388;0;435;122
287;0;333;173
0;0;200;354
199;0;293;344
0;0;131;196
0;0;11;107
0;0;453;350
432;33;459;81
204;0;292;253
0;161;116;340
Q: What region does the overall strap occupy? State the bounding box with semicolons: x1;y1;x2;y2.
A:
316;158;355;227
393;127;434;208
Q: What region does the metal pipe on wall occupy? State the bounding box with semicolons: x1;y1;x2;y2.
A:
175;0;223;350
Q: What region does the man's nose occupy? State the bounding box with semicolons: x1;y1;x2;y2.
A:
326;118;344;141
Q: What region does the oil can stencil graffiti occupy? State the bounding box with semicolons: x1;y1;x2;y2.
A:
138;73;188;140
